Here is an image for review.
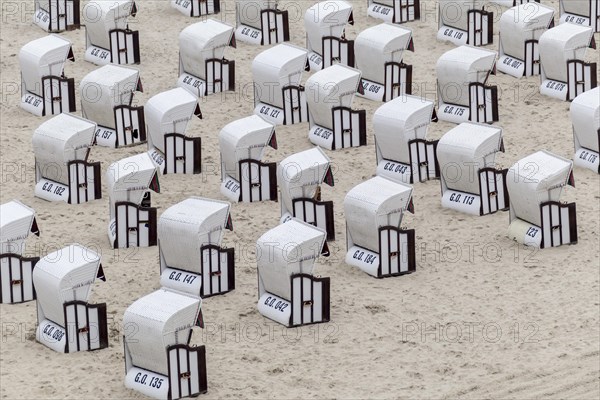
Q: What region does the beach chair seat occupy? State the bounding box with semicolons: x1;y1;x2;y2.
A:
146;88;202;175
437;123;509;216
33;244;107;353
219;115;278;202
19;34;75;116
0;201;40;304
257;220;330;327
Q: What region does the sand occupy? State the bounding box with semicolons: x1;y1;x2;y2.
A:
1;0;599;398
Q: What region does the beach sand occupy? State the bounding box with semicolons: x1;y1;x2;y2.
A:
1;0;599;398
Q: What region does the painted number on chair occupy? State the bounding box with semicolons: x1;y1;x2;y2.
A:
449;193;475;205
264;296;289;312
564;15;587;25
41;182;66;196
353;250;376;265
174;0;190;7
578;150;598;164
168;271;197;285
371;5;390;15
383;162;408;175
502;57;522;70
134;373;164;389
36;10;49;23
259;106;281;119
545;81;566;92
240;27;259;39
90;48;109;61
312;127;332;140
24;95;42;108
95;128;113;140
443;29;464;40
443;106;465;116
42;324;65;342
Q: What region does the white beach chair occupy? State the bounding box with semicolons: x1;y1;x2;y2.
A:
34;0;80;32
33;244;107;353
560;0;600;32
539;23;597;101
257;219;330;327
436;45;499;124
306;64;367;150
373;95;439;184
32;113;101;204
178;19;236;97
80;64;145;148
124;289;206;399
106;153;160;249
571;87;600;173
219;115;278;203
367;0;420;24
0;201;40;304
252;44;309;125
145;88;202;175
278;147;335;240
437;0;494;46
172;0;220;17
437;123;509;216
355;23;414;102
235;0;289;45
304;0;355;70
83;0;140;65
158;197;235;298
497;3;555;77
507;151;577;248
19;34;75;116
344;176;415;278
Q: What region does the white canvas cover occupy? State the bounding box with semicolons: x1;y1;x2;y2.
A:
33;244;101;327
219;115;275;182
305;0;353;56
539;23;594;81
257;219;326;300
507;150;574;227
439;0;486;31
0;201;37;255
571;87;600;151
252;44;307;108
32;113;96;186
83;0;135;51
158;197;230;273
437;45;497;106
437;123;503;194
373;95;435;165
19;34;72;97
305;64;361;129
179;19;234;81
355;23;412;84
344;176;413;252
145;88;199;153
278;147;331;217
237;0;279;29
500;3;555;60
123;289;201;376
106;153;158;206
80;64;140;130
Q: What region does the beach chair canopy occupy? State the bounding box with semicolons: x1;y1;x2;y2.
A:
539;23;594;81
355;23;413;84
219;115;276;182
507;151;574;226
0;201;38;254
257;219;327;300
33;244;102;327
437;45;497;106
158;197;231;272
439;0;485;31
278;147;332;215
123;289;201;376
344;176;413;252
19;34;73;97
80;65;140;129
237;0;279;28
437;123;503;194
571;87;600;150
106;153;159;206
305;0;353;56
83;0;135;51
500;3;555;60
373;95;435;165
32;113;96;186
179;19;234;81
252;44;308;108
145;87;199;152
305;64;361;129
